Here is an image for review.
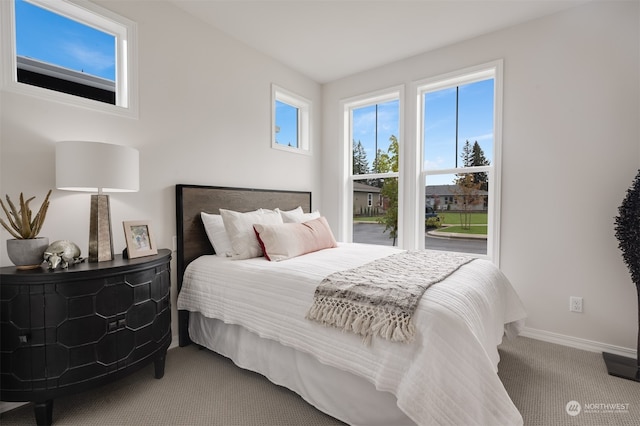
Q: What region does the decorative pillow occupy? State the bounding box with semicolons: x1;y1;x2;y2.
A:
253;216;337;261
277;206;321;223
200;212;233;256
220;208;283;259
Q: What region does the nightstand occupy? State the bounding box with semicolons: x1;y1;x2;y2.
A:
0;249;172;425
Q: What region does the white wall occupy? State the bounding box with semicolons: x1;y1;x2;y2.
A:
322;1;640;353
0;0;322;339
1;0;638;355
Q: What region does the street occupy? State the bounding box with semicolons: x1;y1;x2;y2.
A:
352;223;487;255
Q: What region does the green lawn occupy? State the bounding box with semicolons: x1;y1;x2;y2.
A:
440;225;488;235
353;216;384;222
353;212;488;237
438;212;487;225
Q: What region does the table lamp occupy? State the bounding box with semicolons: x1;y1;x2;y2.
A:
56;141;139;262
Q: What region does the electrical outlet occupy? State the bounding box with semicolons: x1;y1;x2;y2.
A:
570;296;583;313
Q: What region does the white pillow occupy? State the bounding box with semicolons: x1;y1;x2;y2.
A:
200;212;233;256
253;216;337;261
219;208;283;259
277;206;321;223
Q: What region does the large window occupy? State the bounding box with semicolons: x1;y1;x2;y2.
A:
1;0;138;117
339;62;502;263
344;89;401;246
419;61;502;261
272;84;311;154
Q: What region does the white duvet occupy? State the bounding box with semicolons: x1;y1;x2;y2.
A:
177;243;526;426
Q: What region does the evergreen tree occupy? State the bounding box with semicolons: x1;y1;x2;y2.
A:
352;140;369;175
454;140;488;229
460;140;474;168
459;140;490;191
471;141;490;191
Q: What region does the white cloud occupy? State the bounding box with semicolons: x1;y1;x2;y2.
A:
63;41;114;73
464;133;493;142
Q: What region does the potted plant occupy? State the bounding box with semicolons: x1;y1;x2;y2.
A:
1;190;52;269
603;170;640;382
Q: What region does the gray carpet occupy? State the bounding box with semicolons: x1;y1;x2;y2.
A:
1;337;638;425
498;337;640;425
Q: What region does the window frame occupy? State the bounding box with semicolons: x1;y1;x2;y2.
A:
340;86;403;244
416;60;503;264
1;0;138;118
271;84;311;155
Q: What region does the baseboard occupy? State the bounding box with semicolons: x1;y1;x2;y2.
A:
520;327;637;358
169;335;180;350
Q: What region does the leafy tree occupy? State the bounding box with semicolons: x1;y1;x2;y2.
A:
452;174;483;230
352;140;369;175
370;148;391;188
454;140;487;229
379;136;399;244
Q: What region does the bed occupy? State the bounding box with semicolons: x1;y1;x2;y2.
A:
175;184;526;426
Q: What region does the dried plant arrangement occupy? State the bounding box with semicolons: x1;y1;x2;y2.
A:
0;190;52;239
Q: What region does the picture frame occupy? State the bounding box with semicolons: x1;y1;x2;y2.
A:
123;220;158;259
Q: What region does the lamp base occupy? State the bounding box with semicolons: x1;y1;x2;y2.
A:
603;352;640;382
89;194;114;262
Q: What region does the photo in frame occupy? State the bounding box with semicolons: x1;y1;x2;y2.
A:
123;220;158;258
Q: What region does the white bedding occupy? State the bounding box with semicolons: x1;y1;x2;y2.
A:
177;243;526;426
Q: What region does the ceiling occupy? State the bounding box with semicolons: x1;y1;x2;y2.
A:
171;0;587;84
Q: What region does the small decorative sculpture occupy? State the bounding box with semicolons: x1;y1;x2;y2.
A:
44;240;84;269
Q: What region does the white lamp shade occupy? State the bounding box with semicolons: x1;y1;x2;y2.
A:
56;141;139;192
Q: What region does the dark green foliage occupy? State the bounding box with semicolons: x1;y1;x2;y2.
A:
425;216;441;229
379;136;399;243
460;140;490;191
352;140;369;175
614;169;640;287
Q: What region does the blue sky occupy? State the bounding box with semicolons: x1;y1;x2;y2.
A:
275;101;299;148
352;79;494;186
424;78;494;171
352;99;399;171
15;0;116;81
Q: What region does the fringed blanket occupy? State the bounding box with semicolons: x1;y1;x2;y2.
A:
306;250;475;343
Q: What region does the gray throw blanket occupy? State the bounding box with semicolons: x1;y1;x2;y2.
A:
306;250;475;344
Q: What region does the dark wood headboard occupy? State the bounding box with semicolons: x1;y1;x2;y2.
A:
175;184;312;345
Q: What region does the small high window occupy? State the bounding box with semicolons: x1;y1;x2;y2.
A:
1;0;138;117
272;84;311;154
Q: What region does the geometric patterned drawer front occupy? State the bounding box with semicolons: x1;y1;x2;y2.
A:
57;316;107;347
96;284;134;318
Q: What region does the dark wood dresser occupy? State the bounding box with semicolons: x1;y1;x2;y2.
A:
0;249;172;425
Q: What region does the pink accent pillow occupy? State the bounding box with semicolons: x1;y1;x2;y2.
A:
253;217;337;261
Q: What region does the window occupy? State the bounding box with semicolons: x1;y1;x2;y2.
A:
344;88;401;246
272;84;311;154
1;0;138;117
418;61;502;261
